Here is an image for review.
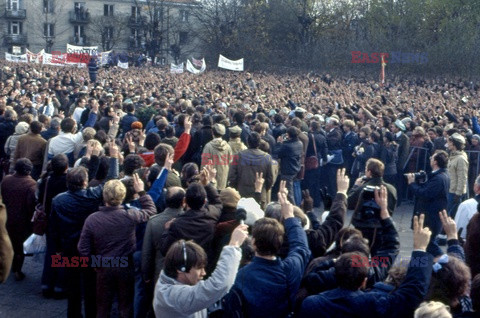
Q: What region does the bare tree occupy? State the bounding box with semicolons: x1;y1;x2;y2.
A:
31;0;69;53
88;15;129;51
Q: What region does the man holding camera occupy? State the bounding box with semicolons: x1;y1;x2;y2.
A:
349;158;397;255
406;150;450;256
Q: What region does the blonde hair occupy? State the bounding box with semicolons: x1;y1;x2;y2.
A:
103;180;126;206
414;301;452;318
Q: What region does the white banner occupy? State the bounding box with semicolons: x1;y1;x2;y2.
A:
186;58;206;74
100;51;111;65
42;53;66;66
170;62;184;74
5;53;28;63
117;61;129;69
218;54;244;71
26;49;44;63
66;44;98;56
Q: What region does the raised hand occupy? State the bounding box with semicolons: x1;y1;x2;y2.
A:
133;173;145;193
336;168;350;194
255;172;264;193
439;209;458;240
413;214;431;251
229;224;249;247
184;116;192;134
301;190;313;212
374;185;389;219
278;187;294;219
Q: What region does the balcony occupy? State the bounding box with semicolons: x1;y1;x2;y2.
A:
5;9;26;19
128;16;146;27
5;34;27;45
69;10;90;23
69;35;89;46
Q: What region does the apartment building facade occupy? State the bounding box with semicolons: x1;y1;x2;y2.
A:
1;0;200;63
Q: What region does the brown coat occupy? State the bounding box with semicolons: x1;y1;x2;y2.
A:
0;174;36;255
14;132;47;166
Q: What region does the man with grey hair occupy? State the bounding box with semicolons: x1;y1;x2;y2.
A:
455;174;480;240
41;117;61;140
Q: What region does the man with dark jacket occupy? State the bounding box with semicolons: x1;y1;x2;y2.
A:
325;117;344;198
272;114;287;140
306;169;347;258
300;208;433;318
50;146;118;318
77;175;156;318
350;158;397;255
305;120;328;207
274;127;303;203
228;132;273;206
159;178;222;273
120;103;138;137
87;56;98;83
407;150;450;257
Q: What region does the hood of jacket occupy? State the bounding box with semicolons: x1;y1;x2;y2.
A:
209;138;229;151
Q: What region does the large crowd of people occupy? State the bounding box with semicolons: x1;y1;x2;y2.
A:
0;60;480;318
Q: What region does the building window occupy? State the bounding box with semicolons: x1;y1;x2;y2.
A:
131;6;141;19
179;31;188;45
74;25;85;44
44;23;55;37
8;21;22;35
104;4;114;16
179;10;189;22
7;0;19;11
43;0;54;13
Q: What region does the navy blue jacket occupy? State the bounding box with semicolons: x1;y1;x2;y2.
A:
300;251;433;318
306;132;328;164
49;157;118;255
226;217;311;317
120;112;138;136
274;138;303;176
409;168;449;235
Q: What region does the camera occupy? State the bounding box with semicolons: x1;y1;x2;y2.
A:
404;171;427;183
360;185;381;220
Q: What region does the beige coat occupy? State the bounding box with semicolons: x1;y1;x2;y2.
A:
202;138;233;190
448;150;469;195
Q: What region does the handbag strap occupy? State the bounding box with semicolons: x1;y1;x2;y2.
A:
311;133;317;157
42;176;50;209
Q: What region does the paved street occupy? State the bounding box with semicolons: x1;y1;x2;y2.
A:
0;203;417;317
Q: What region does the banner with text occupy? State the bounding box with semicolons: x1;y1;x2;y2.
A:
66;44;98;64
5;53;28;63
218;55;244;71
170;63;184;74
